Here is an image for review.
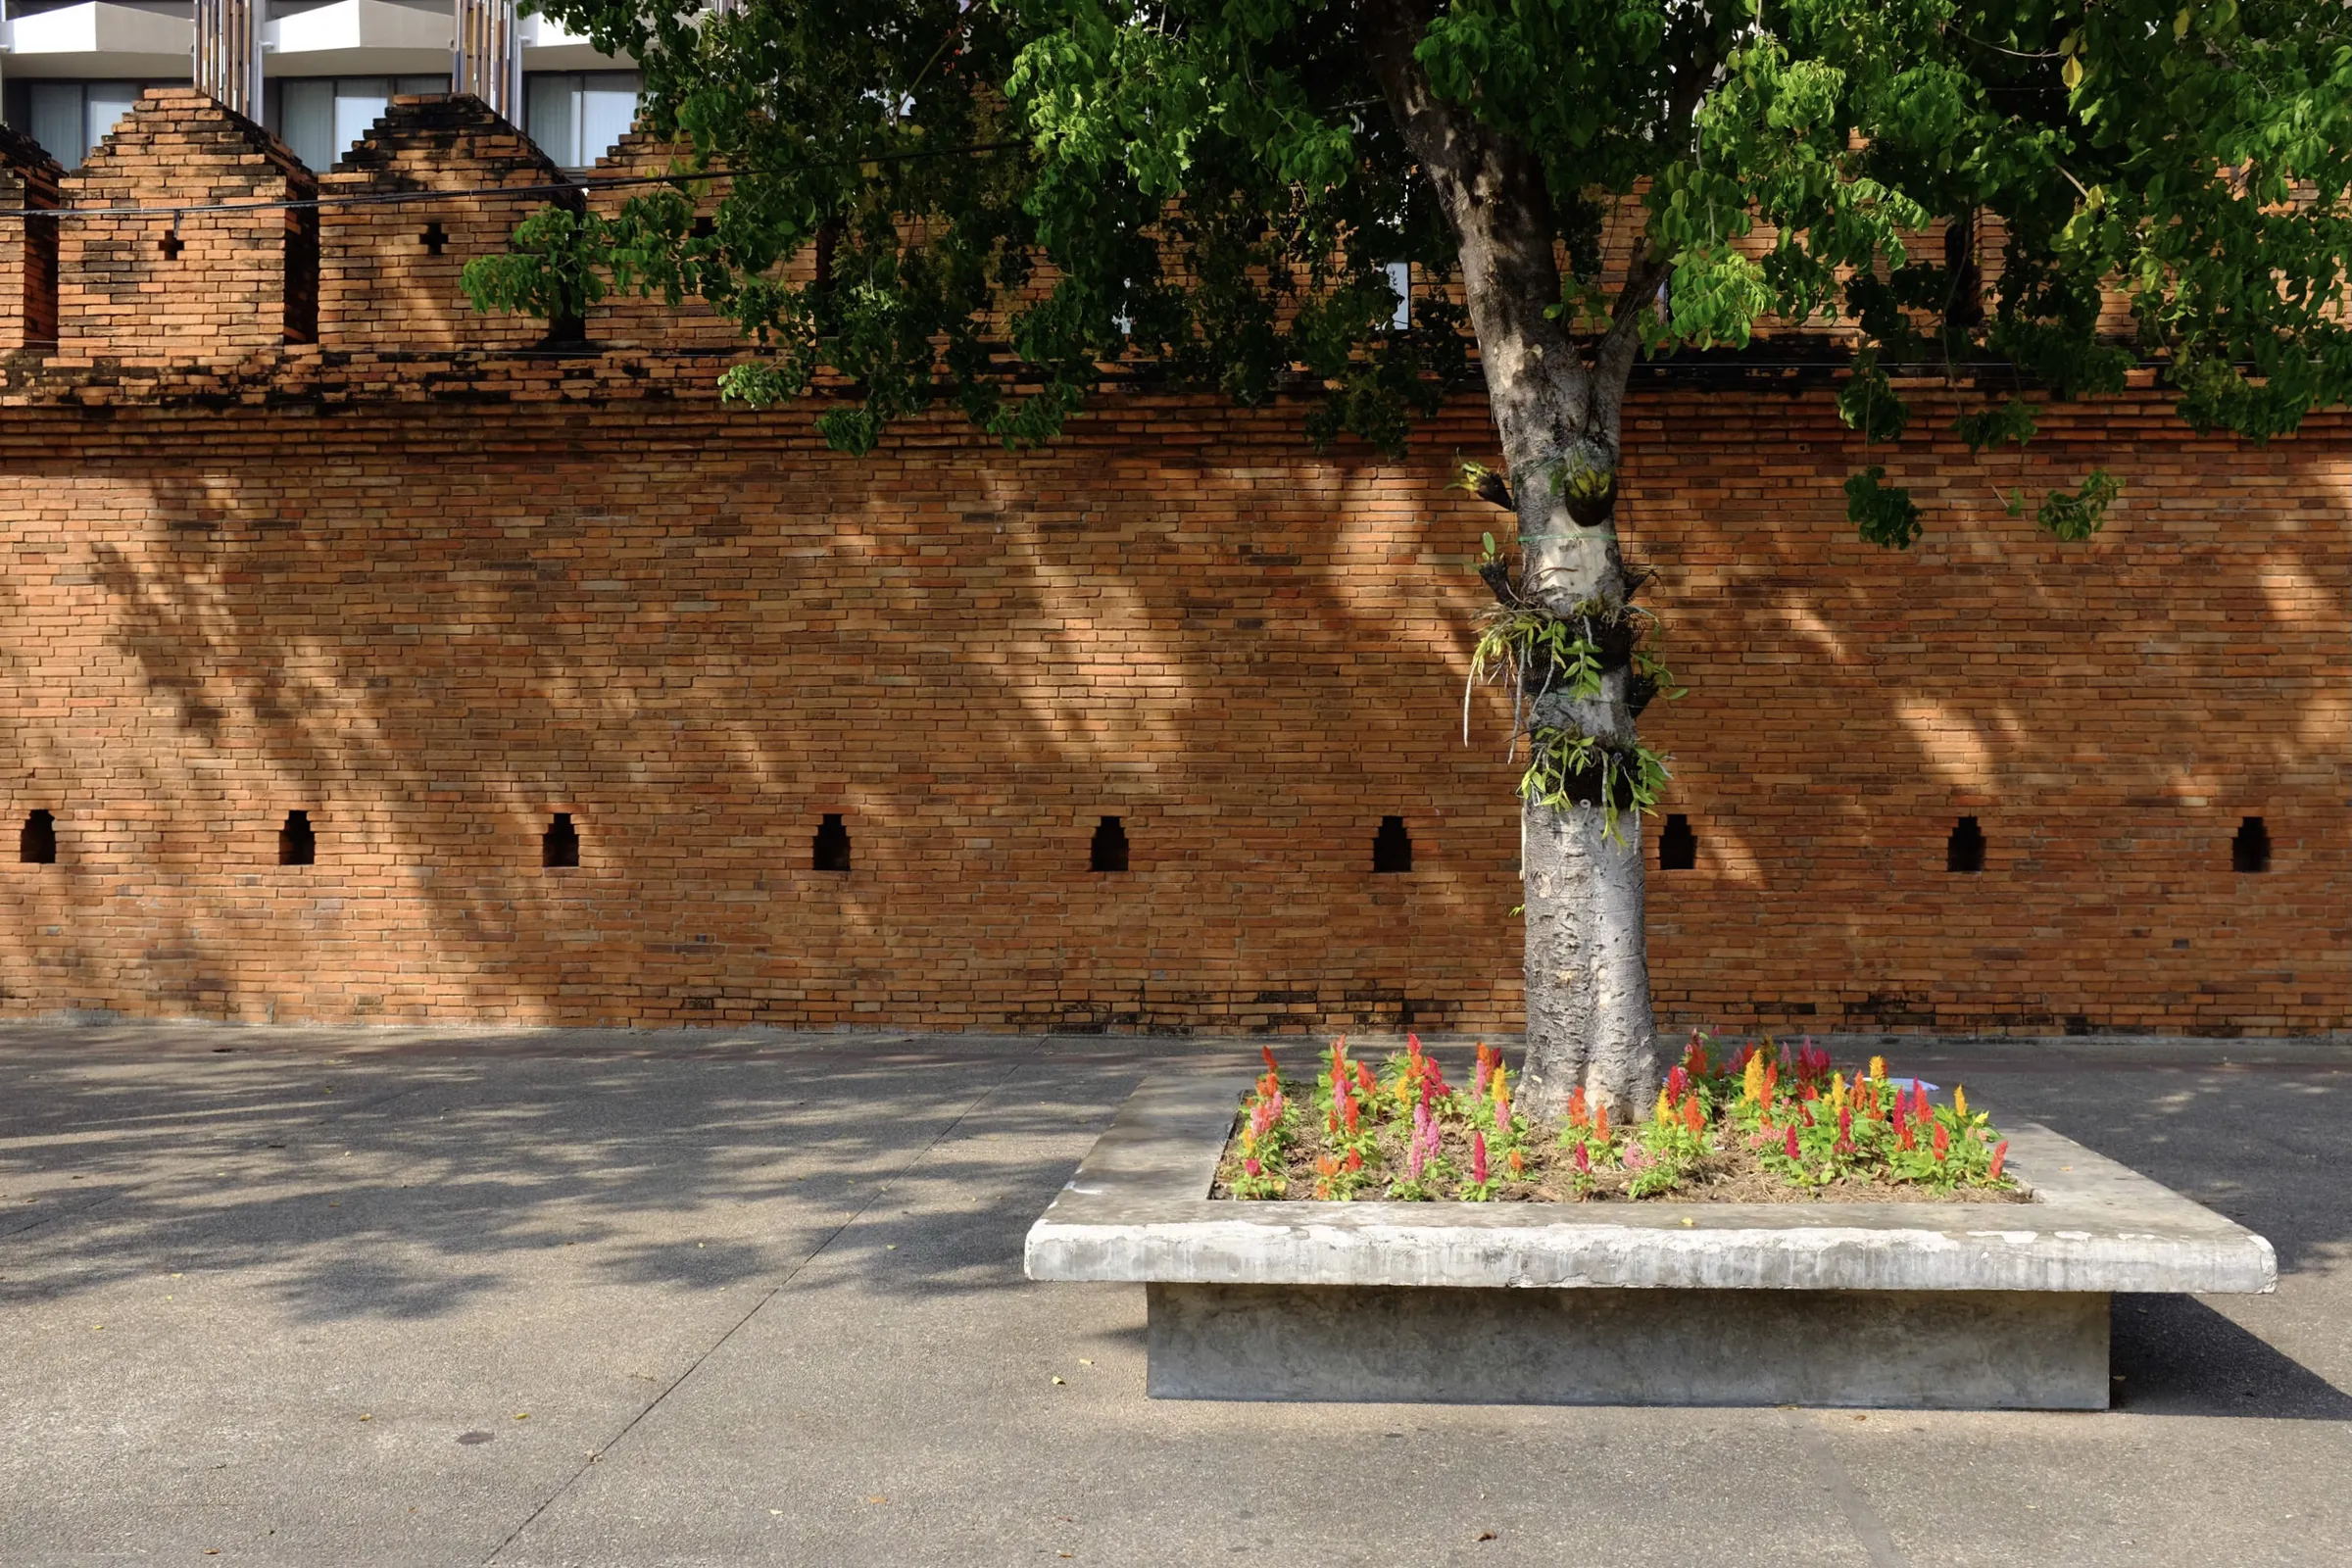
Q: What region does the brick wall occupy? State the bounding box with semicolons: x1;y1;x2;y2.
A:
56;89;315;364
0;123;61;353
0;90;2341;1037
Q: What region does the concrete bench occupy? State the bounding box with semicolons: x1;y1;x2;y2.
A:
1024;1070;2277;1409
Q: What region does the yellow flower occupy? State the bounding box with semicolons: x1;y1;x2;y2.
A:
1830;1075;1847;1114
1654;1088;1673;1124
1741;1054;1765;1104
1954;1085;1968;1119
1869;1054;1886;1082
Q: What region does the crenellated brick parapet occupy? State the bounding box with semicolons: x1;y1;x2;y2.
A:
54;88;317;366
319;94;574;356
0;123;62;354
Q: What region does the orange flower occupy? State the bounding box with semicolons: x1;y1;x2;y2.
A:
1681;1098;1704;1136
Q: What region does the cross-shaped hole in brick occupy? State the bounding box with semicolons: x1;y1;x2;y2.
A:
158;229;184;260
420;220;448;256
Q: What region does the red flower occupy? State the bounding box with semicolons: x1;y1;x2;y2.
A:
1988;1141;2009;1180
1355;1062;1376;1095
1345;1149;1363;1172
1571;1143;1591;1175
1665;1065;1690;1106
1472;1132;1490;1185
1682;1097;1705;1136
1261;1045;1280;1074
1838;1107;1853;1142
1933;1123;1950;1161
1784;1125;1800;1160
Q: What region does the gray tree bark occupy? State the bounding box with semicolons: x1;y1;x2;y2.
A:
1364;0;1664;1117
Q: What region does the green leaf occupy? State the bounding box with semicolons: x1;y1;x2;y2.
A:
2036;470;2124;542
1845;466;1924;550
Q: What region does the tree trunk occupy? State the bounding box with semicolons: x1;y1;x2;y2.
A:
1364;0;1658;1117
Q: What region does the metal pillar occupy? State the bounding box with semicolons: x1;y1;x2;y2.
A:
193;0;266;122
454;0;524;124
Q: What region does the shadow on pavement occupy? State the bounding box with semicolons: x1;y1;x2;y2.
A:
2112;1294;2352;1421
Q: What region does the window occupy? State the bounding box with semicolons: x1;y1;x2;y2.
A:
812;813;851;872
1659;813;1696;871
278;810;316;866
19;810;56;865
23;80;142;167
1089;816;1129;873
271;76;449;172
524;72;640;169
543;812;580;868
1371;816;1412;873
2231;816;2271;874
1946;816;1985;874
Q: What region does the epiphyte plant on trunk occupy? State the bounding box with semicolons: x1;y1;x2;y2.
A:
468;1;2352;1116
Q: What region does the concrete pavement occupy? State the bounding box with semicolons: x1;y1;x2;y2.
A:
1;1023;2346;1565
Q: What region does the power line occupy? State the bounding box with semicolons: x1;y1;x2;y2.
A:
0;135;1027;221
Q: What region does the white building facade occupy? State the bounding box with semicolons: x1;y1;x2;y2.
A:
0;0;637;170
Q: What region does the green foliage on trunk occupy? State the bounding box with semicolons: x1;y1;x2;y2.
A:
471;0;2352;531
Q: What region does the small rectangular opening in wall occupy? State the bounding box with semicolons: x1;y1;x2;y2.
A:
284;204;319;344
2231;815;2271;874
278;809;316;866
420;220;448;257
19;809;55;864
812;812;851;872
543;812;579;868
24;198;58;346
1090;816;1129;873
1659;812;1696;870
1947;815;1985;874
1372;815;1412;873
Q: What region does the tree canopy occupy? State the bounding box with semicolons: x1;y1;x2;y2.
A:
472;0;2352;544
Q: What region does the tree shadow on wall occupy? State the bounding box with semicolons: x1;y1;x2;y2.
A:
12;411;1526;1032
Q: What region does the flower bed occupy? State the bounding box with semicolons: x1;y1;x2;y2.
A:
1212;1034;2024;1203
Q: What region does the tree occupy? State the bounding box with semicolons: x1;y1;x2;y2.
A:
472;0;2352;1115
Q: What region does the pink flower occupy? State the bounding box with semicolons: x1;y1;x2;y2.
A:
1989;1140;2009;1180
1472;1131;1490;1185
1784;1125;1799;1160
1571;1142;1591;1176
1243;1157;1261;1177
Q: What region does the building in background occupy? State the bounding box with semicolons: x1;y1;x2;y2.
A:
0;0;637;168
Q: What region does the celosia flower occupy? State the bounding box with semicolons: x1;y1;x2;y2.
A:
1912;1081;1931;1120
1408;1102;1434;1180
1682;1097;1705;1137
1741;1054;1765;1104
1988;1141;2009;1180
1343;1097;1360;1136
1505;1147;1524;1178
1838;1106;1853;1142
1492;1063;1510;1118
1932;1123;1949;1161
1472;1049;1492;1102
1567;1086;1589;1128
1356;1061;1376;1095
1594;1104;1610;1142
1244;1157;1261;1177
1869;1055;1886;1082
1653;1088;1673;1125
1665;1065;1690;1106
1784;1125;1800;1160
1954;1085;1969;1119
1345;1149;1363;1172
1830;1074;1847;1114
1472;1132;1490;1185
1261;1045;1280;1074
1571;1142;1591;1176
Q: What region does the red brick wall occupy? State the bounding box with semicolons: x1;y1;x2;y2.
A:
0;91;2341;1037
0;387;2340;1036
56;89;314;364
318;95;571;355
0;124;61;353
